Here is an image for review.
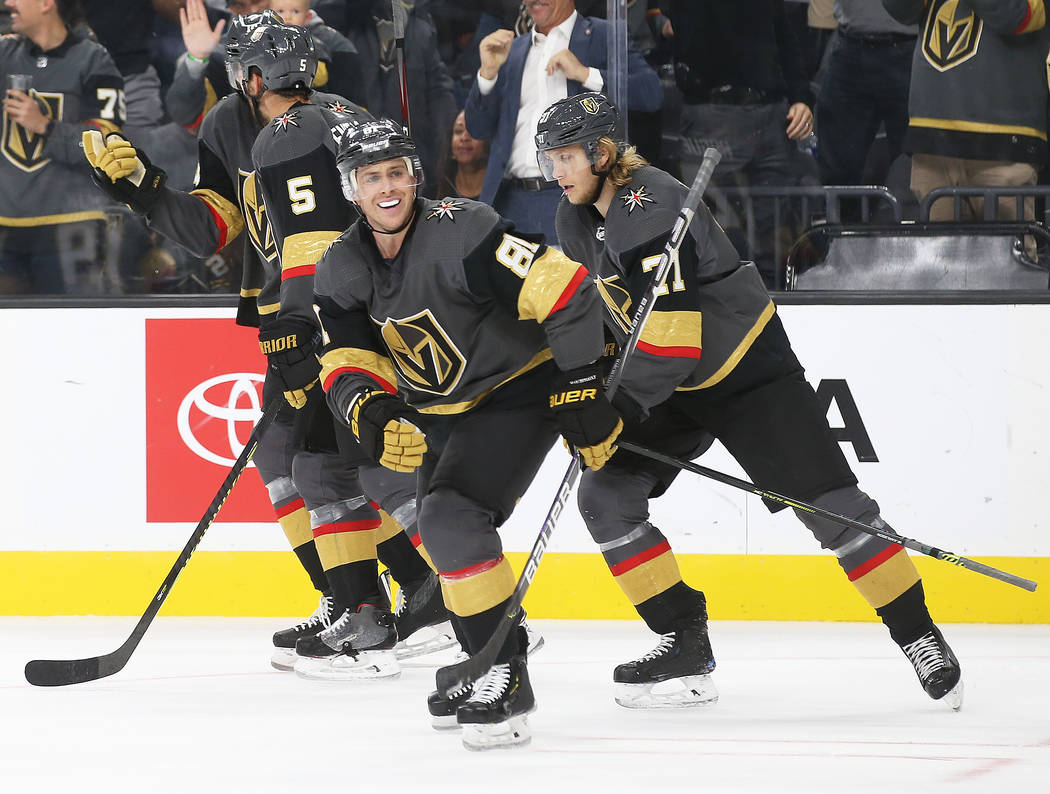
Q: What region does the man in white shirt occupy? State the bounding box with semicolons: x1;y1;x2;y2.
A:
463;0;662;244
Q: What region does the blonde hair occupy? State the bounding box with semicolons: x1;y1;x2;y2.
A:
597;137;649;189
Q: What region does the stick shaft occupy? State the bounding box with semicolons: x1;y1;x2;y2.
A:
618;440;1038;593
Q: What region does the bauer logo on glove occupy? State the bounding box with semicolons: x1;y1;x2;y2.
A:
550;363;622;470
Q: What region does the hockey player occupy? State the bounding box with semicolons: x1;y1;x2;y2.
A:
535;92;964;711
81;17;446;679
314;118;618;748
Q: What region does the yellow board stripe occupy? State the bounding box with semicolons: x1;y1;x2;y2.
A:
910;117;1048;141
0;211;107;226
0;552;1045;622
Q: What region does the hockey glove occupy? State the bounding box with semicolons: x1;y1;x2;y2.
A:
550;363;623;470
349;390;427;473
82;130;166;216
258;319;322;409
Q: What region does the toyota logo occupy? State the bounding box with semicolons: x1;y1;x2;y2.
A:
177;373;265;466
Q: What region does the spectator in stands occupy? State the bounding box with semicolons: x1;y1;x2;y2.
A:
661;0;816;287
816;1;915;199
439;109;489;199
79;1;182;138
465;0;662;243
271;0;364;106
883;0;1049;252
343;0;457;197
0;0;124;295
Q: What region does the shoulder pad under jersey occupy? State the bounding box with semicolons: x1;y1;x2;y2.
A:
415;197;502;259
603;166;686;252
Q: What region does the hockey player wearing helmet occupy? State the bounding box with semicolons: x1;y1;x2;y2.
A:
539;92;963;712
82;20;443;678
315;119;616;749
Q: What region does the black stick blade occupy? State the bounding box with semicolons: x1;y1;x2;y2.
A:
25;656;112;687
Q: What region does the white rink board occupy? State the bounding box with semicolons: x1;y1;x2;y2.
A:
2;303;1048;556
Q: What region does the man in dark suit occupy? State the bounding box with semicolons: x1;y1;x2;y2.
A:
464;0;662;244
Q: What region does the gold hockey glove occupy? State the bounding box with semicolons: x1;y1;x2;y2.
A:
550;363;623;470
82;130;166;215
349;390;427;473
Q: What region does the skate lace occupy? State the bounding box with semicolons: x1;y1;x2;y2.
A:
467;664;511;705
630;633;675;664
319;608;354;642
902;632;945;681
294;594;334;632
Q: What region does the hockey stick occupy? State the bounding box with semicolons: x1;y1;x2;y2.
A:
435;148;723;695
391;0;411;133
618;441;1038;593
24;399;284;687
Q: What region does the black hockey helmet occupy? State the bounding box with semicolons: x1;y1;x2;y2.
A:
336;118;423;201
225;19;317;96
534;92;620;181
224;10;283;86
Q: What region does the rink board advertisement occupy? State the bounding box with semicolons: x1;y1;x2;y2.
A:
0;304;1047;621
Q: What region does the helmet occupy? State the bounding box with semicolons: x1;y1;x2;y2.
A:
336;118;423;201
224;10;284;88
534;92;620;181
225;20;317;96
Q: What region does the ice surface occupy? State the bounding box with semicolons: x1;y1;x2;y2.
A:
2;618;1047;793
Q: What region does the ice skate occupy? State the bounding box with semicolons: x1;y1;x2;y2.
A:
457;655;535;750
519;608;545;657
270;593;336;671
900;625;963;711
613;616;718;709
427;682;474;730
293;604;401;681
394;572;458;659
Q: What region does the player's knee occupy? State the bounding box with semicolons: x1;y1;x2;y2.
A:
358;463;416;515
577;468;649;542
795;485;881;552
418;487;502;572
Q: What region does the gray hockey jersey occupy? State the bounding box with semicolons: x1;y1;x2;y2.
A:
0;31;124;224
251;97;371;328
146;90;347;327
556;165;774;412
315;197;604;416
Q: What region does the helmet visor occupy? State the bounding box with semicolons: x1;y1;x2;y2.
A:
225;60;247;92
536;142;602;182
343;157;421;202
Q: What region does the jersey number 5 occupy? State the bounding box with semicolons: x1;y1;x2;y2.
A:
287;176;316;215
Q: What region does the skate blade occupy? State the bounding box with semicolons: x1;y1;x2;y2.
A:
460;714;532;751
938;679;964;712
524;624;545;658
614;674;719;709
430;714;461;731
270;647;297;672
293;651;401;681
396;623;459;659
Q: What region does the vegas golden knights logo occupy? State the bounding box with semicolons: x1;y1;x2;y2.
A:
238;170;278;262
580;96;600;115
380;310;466;395
922;0;982;72
2;92;62;172
595;274;633;333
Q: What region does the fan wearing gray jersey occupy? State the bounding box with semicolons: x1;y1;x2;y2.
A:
81;17;438;679
538;92;963;712
314;119;619;750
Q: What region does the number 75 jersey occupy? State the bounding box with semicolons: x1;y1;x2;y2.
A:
314;198;606;416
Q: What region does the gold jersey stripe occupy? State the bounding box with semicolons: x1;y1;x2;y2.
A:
276;507;313;549
910;116;1048;141
0;210;107;226
320;347;400;393
190;188;245;244
640;310;702;352
315;529;379;569
517;248;586;322
281;230;340;270
240;287;262;299
613;549;683;605
677;301;776;391
258;302;280;316
850;548;921;609
375;509;404;544
417;349;554;415
1018;0;1046;32
440;556;515;617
